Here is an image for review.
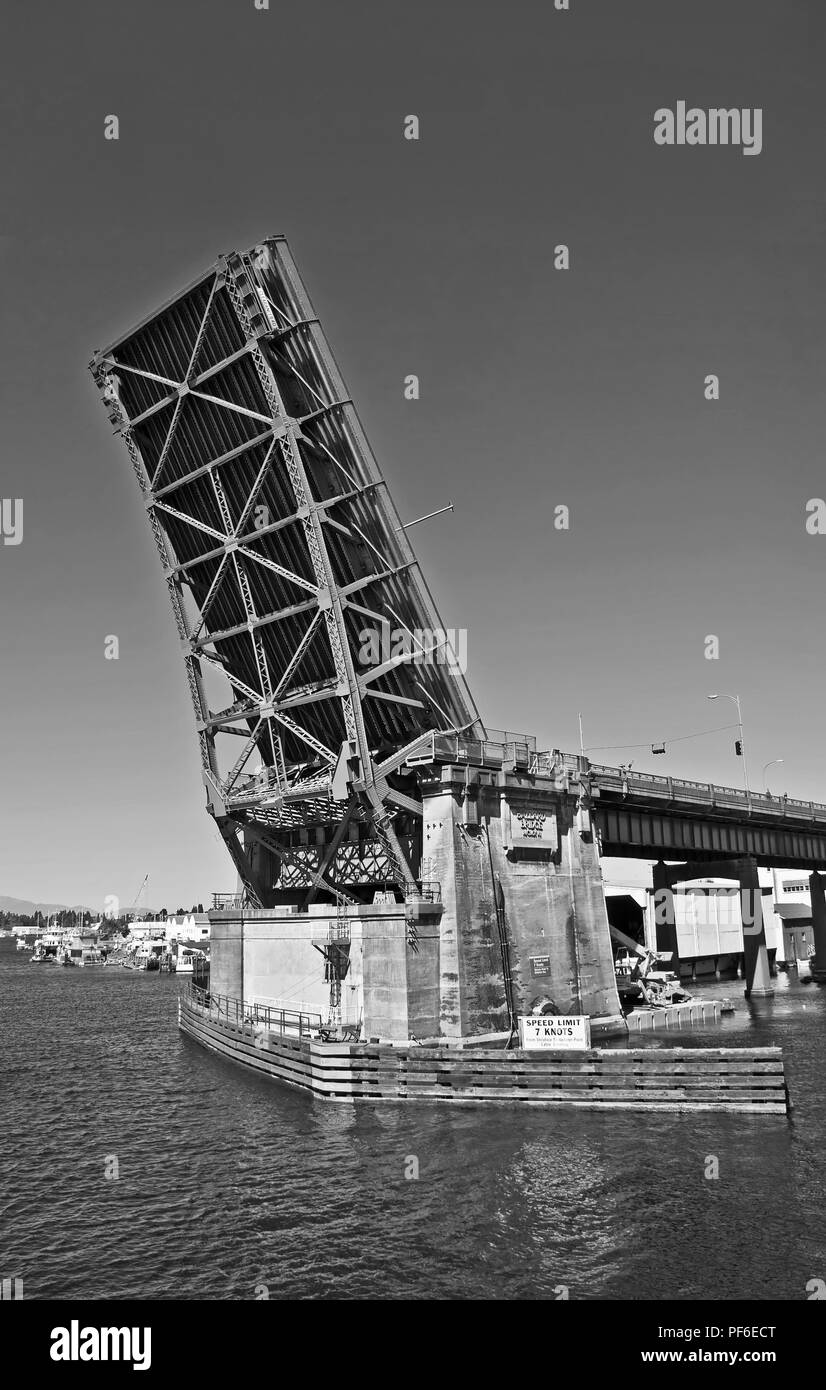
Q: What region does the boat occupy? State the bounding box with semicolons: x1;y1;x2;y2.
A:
134;936;167;971
57;933;106;967
75;947;106;967
168;945;207;975
30;946;57;964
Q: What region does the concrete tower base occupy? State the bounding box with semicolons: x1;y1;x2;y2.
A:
209;757;626;1042
419;758;625;1039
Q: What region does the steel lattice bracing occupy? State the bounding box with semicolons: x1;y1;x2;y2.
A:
90;238;483;906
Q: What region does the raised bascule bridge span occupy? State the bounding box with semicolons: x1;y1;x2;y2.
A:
91;238;823;1040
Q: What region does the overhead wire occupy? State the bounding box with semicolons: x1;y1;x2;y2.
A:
584;722;739;754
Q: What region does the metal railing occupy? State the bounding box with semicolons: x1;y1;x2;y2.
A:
252;993;323;1016
406;880;441;904
484;728;538;753
585;760;826;823
184;983;322;1036
405;730;553;771
211;893;246;910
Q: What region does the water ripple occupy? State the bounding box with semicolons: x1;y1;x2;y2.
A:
2;960;824;1299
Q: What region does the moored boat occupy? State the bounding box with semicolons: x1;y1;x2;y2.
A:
166;945;207;975
30;947;57;963
134;936;167;971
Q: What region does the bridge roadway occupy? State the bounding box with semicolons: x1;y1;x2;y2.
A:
232;733;826;877
412;734;826;871
582;760;826;997
586;761;826;871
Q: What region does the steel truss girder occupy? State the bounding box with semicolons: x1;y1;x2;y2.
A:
595;803;826;870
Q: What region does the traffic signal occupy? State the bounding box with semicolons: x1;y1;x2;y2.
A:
735;740;743;756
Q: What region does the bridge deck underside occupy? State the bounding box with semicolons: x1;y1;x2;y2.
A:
92;237;478;779
595;800;826;870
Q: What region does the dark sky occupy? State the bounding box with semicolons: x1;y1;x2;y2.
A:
2;0;825;907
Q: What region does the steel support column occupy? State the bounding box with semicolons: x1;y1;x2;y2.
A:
652;861;680;971
809;871;826;973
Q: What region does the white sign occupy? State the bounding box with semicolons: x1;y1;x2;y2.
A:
518;1014;591;1050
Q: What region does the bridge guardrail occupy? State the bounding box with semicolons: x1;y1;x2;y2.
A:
584;759;826;823
211;892;246;910
485;728;538;754
409;732;548;770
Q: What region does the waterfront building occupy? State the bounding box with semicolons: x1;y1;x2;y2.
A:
604;870;813;980
767;869;814;966
127;914;210;946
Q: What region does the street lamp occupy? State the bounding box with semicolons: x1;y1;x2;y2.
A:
762;758;784;796
708;693;750;803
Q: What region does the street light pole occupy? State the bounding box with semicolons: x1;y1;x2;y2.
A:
709;693;750;804
734;694;749;801
762;758;784;796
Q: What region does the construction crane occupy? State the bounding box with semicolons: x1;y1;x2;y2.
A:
128;874;150;922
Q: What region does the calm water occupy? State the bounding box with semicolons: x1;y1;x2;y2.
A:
2;956;825;1301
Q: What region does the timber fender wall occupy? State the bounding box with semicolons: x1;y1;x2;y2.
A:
178;997;790;1113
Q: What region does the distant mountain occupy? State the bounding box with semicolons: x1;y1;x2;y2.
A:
0;896;91;917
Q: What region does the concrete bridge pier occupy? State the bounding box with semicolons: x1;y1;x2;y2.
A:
737;856;773;999
809;871;826;971
421;764;626;1038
